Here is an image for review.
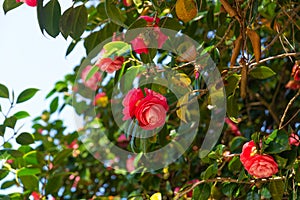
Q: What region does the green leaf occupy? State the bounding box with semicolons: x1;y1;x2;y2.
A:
229;136;248;152
53;149;72;165
45;174;64;194
0;125;5;137
66;40;79;56
249;66;276;79
23;151;39;165
4;116;17;129
13;111;30;120
0;180;15;189
264;129;290;154
59;7;74;39
225;74;241;96
0;83;9;98
50;96;59;113
16;132;34;145
70;5;88;39
105;0;127;28
37;0;45;34
0;170;9;180
207;6;215;30
85;65;99;82
158;17;184;31
228;156;242;172
222;183;237;197
103;41;131;57
227;94;239;119
19;175;38;191
269;180;284;200
245;190;259;200
16;88;39;104
201;163;218;180
125;18;147;41
3;0;22;14
192;183;210;200
43;0;61;38
17;168;41;177
261;187;272;199
84;30;103;55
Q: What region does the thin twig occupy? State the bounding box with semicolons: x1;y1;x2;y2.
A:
279;89;300;129
174;176;286;199
249;52;300;68
281;109;300;130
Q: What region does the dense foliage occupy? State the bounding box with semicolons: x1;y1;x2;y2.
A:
1;0;300;199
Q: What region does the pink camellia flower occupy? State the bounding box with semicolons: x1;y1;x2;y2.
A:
93;92;109;107
240;141;278;178
31;191;41;200
117;134;129;148
67;140;79;149
122;88;144;120
134;89;169;130
81;65;102;91
126;156;135;172
6;159;14;164
289;133;300;146
130;16;168;54
16;0;37;7
225;118;241;136
96;56;124;73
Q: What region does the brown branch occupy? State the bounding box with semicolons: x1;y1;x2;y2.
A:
279;89;300;129
174;176;286;200
249;52;300;68
281;109;300;130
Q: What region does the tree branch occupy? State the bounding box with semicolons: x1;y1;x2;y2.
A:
249;52;300;68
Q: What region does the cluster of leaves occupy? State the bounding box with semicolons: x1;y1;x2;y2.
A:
1;0;300;199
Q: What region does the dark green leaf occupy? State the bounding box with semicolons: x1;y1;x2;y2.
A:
228;156;242;172
17;168;41;177
192;183;210;200
59;7;74;39
245;190;260;200
105;0;127;28
0;170;9;180
222;183;237;197
269;180;284;200
13;111;30;120
249;66;276;79
0;180;15;189
23;151;39;165
50;96;59;113
16;88;39;104
43;0;61;38
37;0;45;33
264;129;290;154
201;163;218;180
207;6;214;30
70;5;88;39
66;40;79;56
84;30;103;55
19;175;38;191
0;83;9;98
225;74;241;96
159;17;184;31
230;136;248;152
261;187;272;199
227;94;238;119
3;142;12;148
4;116;17;129
53;149;72;165
16;132;34;145
45;174;63;194
3;0;22;14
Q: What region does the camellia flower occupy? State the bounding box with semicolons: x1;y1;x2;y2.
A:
31;191;41;200
122;88;169;130
123;0;133;7
240;141;278;178
96;56;124;74
285;80;300;90
289;133;300;146
225;118;241;136
131;16;168;54
81;65;102;91
93;92;109;107
16;0;37;7
126;156;135;172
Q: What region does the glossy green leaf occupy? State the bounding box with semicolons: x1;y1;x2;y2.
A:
249;66;276;79
85;65;99;82
269;180;284;200
84;30;103;55
105;0;127;28
13;111;30;120
4;116;17;129
23;151;39;165
245;190;259;200
264;129;290;154
66;40;79;56
201;163;218;180
16;132;34;145
50;96;59;113
0;83;9;98
158;17;184;31
0;180;15;189
222;183;237;197
227;94;238;119
3;0;22;14
59;7;74;39
228;156;242;172
225;74;241;96
229;136;248;152
103;41;131;57
192;183;210;200
16;88;39;104
17;168;41;177
0;170;9;180
45;174;64;194
70;5;88;39
37;0;45;33
53;149;72;165
43;0;61;38
19;175;38;190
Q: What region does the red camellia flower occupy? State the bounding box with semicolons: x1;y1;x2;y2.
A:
289;133;300;146
123;0;133;7
131;16;168;54
122;88;144;120
96;56;124;73
31;191;41;200
240;141;278;178
122;88;169;130
285;80;300;90
225;118;241;136
81;65;102;91
16;0;37;7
